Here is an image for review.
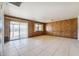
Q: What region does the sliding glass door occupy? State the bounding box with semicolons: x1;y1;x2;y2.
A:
10;21;28;40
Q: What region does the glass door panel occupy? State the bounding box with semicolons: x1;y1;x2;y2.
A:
20;23;28;39
10;24;13;40
10;22;20;40
13;24;19;40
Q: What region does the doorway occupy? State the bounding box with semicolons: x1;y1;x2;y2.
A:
10;21;28;41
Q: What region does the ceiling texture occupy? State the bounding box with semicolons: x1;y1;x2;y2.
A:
4;2;79;23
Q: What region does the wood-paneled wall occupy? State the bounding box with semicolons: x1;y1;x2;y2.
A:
46;18;77;39
4;15;77;40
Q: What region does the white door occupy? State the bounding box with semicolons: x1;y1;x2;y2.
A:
0;3;4;56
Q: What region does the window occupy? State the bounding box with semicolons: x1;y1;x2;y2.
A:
34;23;43;32
46;24;52;32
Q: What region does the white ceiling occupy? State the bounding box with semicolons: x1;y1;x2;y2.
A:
4;2;79;23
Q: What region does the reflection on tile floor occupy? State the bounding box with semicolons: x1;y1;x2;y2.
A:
4;35;79;56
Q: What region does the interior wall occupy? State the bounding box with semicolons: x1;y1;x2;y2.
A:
46;18;78;39
4;15;77;40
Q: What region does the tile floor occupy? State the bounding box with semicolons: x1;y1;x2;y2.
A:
3;35;79;56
